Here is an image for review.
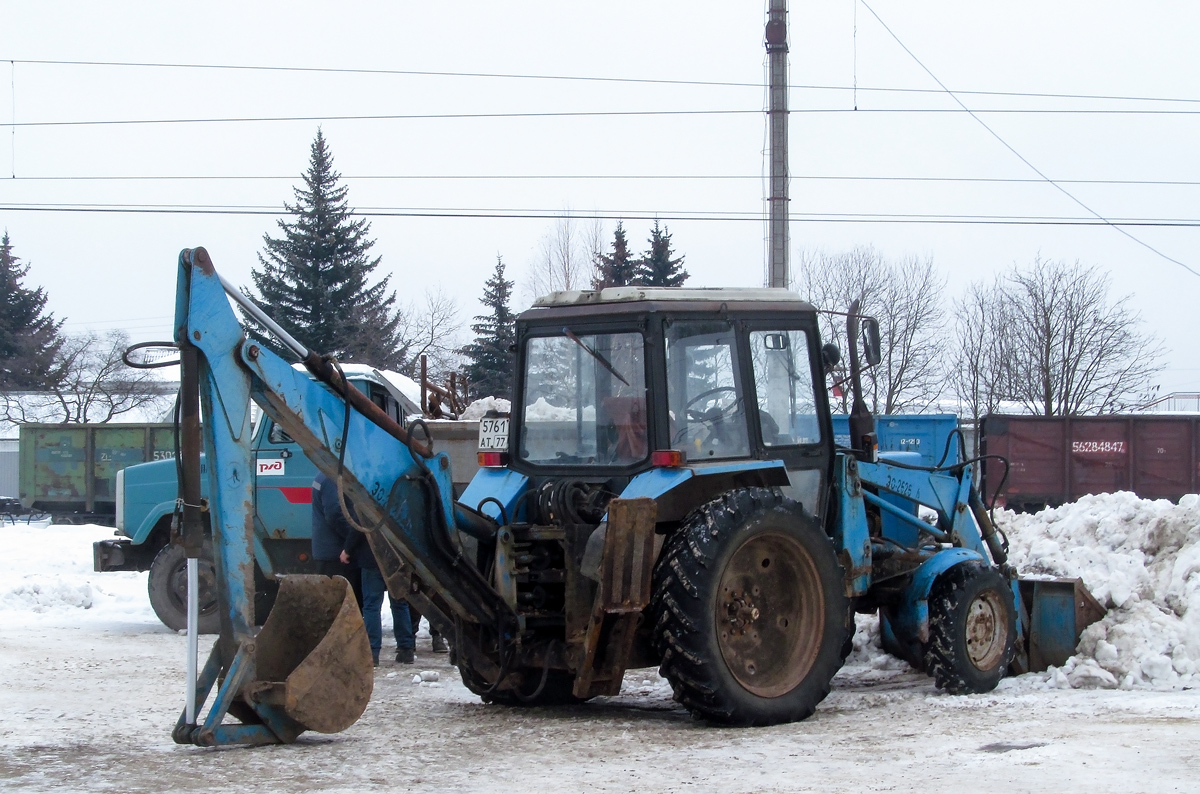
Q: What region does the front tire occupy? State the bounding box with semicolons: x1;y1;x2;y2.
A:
649;488;852;726
147;542;220;634
924;563;1016;694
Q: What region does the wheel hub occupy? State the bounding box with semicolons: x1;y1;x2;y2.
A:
725;591;761;631
965;590;1007;670
715;531;824;697
168;556;218;615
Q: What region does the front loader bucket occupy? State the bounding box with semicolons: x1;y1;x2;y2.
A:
251;575;374;733
1015;578;1106;673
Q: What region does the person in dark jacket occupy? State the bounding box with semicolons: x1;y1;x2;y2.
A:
311;472;362;608
313;472;414;665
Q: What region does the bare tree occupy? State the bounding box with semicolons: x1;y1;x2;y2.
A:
391;288;463;382
1;330;172;424
951;280;1017;456
582;215;606;287
999;257;1163;416
796;247;947;414
524;212;599;301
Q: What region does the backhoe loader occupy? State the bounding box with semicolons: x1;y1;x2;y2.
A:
168;247;1100;745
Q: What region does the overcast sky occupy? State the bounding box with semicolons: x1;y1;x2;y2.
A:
3;1;1198;394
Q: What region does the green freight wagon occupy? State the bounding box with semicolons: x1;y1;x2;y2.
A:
19;423;177;524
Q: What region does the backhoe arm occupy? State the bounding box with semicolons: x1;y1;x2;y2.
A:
173;247;507;746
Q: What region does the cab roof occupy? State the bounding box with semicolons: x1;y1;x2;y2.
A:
532;286;815;309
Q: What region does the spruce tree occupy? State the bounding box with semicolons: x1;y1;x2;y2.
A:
0;232;64;390
592;222;638;289
250;129;403;367
462;256;516;400
634;220;688;287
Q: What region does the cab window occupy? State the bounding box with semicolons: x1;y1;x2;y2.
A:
665;321;750;460
519;331;648;466
267;421;294;445
749;329;821;446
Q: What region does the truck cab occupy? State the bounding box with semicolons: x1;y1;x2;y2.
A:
95;367;415;632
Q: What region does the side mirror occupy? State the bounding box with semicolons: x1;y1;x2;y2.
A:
821;343;841;370
861;318;881;367
762;333;789;351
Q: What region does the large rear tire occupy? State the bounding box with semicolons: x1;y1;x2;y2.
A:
649;488;852;725
147;542;220;634
923;563;1016;694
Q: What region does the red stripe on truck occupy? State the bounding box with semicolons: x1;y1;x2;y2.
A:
258;486;313;504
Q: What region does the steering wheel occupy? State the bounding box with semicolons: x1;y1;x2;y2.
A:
685;386;740;421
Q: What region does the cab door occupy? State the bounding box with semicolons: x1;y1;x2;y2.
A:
742;324;834;520
253;418;315;543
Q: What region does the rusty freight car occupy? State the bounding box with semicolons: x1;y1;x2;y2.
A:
19;423;177;524
980;414;1200;512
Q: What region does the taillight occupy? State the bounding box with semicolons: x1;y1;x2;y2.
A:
478;451;508;467
651;449;685;468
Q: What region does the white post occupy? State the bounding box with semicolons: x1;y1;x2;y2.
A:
185;557;199;724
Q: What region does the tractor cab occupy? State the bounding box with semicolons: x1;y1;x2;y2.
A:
505;287;837;521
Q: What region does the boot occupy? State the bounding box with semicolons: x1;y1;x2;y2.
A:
431;633;449;653
395;647;415;665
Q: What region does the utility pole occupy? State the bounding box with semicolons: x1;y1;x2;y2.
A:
765;0;790;289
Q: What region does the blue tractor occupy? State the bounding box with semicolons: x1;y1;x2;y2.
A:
168;248;1093;746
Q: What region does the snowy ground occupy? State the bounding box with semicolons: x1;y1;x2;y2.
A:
3;501;1200;792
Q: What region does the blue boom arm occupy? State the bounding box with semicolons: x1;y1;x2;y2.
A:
178;248;507;637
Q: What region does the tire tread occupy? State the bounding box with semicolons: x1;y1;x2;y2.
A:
649;487;852;725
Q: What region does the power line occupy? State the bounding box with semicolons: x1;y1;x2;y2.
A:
3;108;761;128
3;201;1198;226
859;0;1200;279
6;173;1200;186
61;314;173;326
7;106;1200;129
8;58;1200;106
6;58;764;89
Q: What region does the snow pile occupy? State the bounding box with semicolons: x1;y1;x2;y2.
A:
843;614;911;672
2;579;94;611
461;396;511;420
0;514;53;528
411;670;443;688
1000;492;1200;690
523;398;596;422
0;523;159;629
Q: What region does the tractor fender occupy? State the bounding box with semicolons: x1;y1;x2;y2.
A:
887;548;985;645
617;459;789;523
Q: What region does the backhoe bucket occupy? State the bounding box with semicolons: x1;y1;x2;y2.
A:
1015;578;1106;673
251;575;374;733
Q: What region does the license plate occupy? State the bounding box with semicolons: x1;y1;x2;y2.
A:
478;417;510;450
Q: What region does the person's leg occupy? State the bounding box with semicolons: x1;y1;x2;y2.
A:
390;596;414;663
359;568;385;665
346;565;364;610
408;602;447;652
